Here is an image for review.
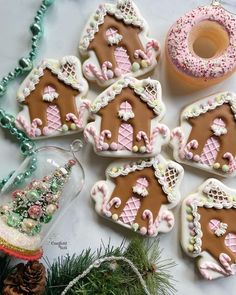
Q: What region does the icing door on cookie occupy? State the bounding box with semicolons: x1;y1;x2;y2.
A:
118;123;133;150
114;47;131;74
200;137;220;165
46;105;62;134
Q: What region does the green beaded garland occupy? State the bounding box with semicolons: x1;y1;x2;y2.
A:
19;58;33;72
43;0;55;7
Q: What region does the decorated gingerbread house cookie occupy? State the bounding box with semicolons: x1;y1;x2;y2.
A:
182;179;236;280
16;56;89;138
171;92;236;177
91;156;184;237
84;77;170;157
79;0;160;87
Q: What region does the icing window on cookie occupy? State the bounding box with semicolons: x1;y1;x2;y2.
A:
164;166;179;189
42;85;59;102
209;219;228;237
211;118;227;136
132;177;149;197
118;101;134;121
117;0;137;17
225;233;236;254
144;82;158;100
114;47;132;74
106;27;123;45
119;196;141;225
203;183;229;204
60;60;77;80
199;137;220;166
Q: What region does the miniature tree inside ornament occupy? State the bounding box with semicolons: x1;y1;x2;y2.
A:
0;141;84;260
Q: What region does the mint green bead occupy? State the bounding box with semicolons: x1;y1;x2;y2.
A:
0;114;14;128
19;58;33;72
30;23;43;37
14;173;25;185
0;84;6;96
222;165;229;173
43;0;55;7
29;164;37;172
20;140;35;156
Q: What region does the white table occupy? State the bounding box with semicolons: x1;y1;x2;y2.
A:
0;1;235;294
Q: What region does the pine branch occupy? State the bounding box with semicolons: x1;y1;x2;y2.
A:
45;238;176;295
0;256;11;291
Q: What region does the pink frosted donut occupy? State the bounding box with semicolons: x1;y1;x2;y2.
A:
166;5;236;87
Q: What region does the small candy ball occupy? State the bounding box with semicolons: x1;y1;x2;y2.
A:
19;58;33;72
213;162;220;169
139;146;146;153
187;244;194;252
132;62;140;72
46;204;57;215
222;165;229;173
70;123;77;131
112;214;118;221
102;142;109;151
132;145;138;152
141;60;149;68
110;142;118;151
111;167;118;173
28;205;43;219
114;68;122;77
62;124;69;132
187;214;193;222
140;227;147;235
0;83;6;96
106;70;114;79
193;155;200;162
132;223;139;232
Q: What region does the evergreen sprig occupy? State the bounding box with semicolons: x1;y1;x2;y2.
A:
45;238;176;295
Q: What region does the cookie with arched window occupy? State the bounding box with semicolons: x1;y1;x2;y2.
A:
171;92;236;177
84;77;170;158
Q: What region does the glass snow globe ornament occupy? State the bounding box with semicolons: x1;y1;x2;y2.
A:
0;140;84;260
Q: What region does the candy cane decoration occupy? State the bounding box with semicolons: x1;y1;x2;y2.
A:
16;117;42;137
91;182;111;217
146;40;160;60
84;126;112;151
66;100;91;129
134;50;150;64
137;125;168;153
106;197;122;211
171;127;185;159
199;253;235;280
184;140;199;160
142;209;156;236
84;126;101;150
223;152;236;173
159;210;174;228
85;61;113;82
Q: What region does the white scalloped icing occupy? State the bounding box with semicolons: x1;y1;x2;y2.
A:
79;1;144;52
90;77;164;116
17;56;86;103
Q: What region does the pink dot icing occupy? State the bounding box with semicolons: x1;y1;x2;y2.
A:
140;227;147;235
102;142;109;150
114;68;122;77
167;5;236;80
110;142;118;151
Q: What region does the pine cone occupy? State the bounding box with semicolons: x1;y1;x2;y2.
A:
3;261;46;295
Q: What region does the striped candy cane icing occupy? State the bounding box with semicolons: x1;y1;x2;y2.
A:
141;209;156;236
160;210;174;228
66;100;91;128
199;253;236;280
91;182;111;217
84;126;111;151
16;117;42;137
106;197;122;212
171;127;185;159
184;139;199;160
85;61;113;82
223;152;236;173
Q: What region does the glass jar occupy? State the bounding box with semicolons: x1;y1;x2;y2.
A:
0;140;84;260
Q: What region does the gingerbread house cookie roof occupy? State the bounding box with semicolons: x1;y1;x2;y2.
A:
91;77;164;116
182;92;236;120
17;56;85;103
79;0;144;52
107;156;184;204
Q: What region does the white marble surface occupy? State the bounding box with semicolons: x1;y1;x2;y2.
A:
0;0;236;294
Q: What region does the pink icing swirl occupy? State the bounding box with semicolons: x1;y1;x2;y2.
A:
166;5;236;80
